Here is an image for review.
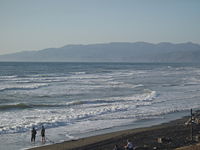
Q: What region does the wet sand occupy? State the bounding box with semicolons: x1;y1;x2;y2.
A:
28;116;200;150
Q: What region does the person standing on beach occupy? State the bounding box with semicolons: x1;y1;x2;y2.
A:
41;125;45;143
124;139;134;150
31;127;37;143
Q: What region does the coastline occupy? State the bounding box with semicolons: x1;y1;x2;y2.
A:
27;114;200;150
1;63;200;150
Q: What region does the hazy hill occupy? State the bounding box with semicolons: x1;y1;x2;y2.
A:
0;42;200;62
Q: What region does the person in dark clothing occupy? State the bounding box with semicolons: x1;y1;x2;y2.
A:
41;125;45;143
31;127;37;143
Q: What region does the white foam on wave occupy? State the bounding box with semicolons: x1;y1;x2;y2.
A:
16;79;143;97
0;70;144;98
0;83;49;91
73;72;86;75
0;90;198;136
93;90;156;102
1;64;200;138
0;89;157;134
65;89;156;108
0;75;17;80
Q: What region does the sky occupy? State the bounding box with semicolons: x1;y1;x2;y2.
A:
0;0;200;55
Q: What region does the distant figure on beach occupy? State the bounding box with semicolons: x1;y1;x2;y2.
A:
113;144;120;150
124;139;134;150
41;125;45;143
31;127;37;143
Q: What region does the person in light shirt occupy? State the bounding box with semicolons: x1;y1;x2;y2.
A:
124;139;134;150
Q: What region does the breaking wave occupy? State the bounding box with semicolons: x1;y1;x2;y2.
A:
0;103;62;111
0;83;49;91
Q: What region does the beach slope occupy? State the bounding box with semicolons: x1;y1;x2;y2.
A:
28;116;200;150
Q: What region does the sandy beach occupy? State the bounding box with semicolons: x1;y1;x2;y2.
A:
27;114;200;150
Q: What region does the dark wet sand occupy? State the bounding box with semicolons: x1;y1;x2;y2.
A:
28;116;200;150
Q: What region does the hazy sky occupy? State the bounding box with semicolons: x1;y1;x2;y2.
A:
0;0;200;54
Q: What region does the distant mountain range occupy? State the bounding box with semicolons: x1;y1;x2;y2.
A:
1;42;200;62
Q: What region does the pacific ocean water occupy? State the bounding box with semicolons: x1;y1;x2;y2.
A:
0;62;200;150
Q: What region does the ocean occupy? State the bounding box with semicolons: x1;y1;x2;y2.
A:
0;62;200;150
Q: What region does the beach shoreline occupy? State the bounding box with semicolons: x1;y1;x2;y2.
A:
27;114;200;150
1;63;200;150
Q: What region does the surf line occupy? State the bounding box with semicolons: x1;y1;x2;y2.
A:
46;137;55;144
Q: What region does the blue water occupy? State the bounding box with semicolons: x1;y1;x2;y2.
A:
1;62;200;149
